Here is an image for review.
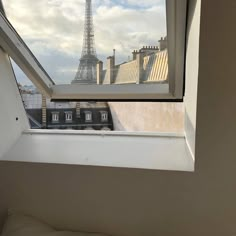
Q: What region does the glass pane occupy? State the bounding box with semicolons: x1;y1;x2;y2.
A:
14;59;183;132
3;0;167;85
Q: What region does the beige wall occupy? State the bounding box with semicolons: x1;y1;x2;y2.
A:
109;102;184;133
1;0;236;236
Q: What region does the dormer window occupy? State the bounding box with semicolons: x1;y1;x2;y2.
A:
65;111;72;123
100;111;108;122
85;111;92;122
51;112;59;123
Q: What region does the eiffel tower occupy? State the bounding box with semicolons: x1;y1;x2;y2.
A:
72;0;98;84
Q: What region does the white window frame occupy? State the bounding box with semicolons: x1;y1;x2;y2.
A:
100;111;108;122
51;112;59;123
85;111;92;122
0;0;187;100
65;112;72;122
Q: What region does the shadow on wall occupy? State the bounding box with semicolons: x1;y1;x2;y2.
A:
108;105;126;131
108;102;184;133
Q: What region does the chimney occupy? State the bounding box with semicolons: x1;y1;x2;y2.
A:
96;60;103;84
136;51;144;84
107;56;115;84
42;95;47;128
159;36;167;51
132;50;139;60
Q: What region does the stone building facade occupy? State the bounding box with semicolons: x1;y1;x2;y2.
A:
21;94;113;130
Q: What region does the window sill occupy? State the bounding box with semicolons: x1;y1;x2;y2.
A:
2;130;194;172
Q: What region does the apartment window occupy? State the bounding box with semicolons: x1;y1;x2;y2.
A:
65;111;72;123
100;111;108;122
51;112;59;123
85;111;92;122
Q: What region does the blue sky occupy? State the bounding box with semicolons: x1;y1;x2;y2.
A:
2;0;166;85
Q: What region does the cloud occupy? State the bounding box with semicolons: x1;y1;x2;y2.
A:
124;0;163;7
2;0;166;84
94;5;166;56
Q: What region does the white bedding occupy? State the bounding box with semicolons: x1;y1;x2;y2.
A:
1;211;108;236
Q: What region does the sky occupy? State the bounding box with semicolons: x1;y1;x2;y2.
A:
2;0;166;85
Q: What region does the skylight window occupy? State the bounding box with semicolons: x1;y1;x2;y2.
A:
0;0;187;100
0;0;198;172
0;0;187;132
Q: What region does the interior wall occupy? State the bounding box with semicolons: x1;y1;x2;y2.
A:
1;0;236;235
184;0;200;155
0;49;29;158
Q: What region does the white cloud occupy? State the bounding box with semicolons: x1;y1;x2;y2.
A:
2;0;166;84
122;0;164;8
94;5;166;60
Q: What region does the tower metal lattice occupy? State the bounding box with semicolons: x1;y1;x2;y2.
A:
72;0;98;84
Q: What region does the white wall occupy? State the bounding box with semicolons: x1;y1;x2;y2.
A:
1;0;236;235
184;0;201;156
0;49;29;158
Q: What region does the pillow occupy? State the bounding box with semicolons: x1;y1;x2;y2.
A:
1;211;108;236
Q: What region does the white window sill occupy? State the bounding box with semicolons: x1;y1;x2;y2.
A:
2;130;194;172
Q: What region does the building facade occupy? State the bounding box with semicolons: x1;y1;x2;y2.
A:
21;93;113;130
